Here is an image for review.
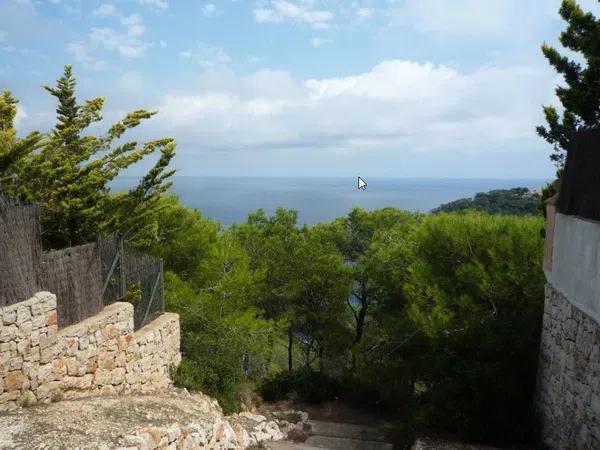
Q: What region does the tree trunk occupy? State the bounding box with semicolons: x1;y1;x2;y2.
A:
354;303;367;344
288;330;293;372
318;344;324;373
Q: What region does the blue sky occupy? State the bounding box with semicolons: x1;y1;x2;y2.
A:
1;0;598;179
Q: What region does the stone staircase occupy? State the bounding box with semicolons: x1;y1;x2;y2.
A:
269;420;394;450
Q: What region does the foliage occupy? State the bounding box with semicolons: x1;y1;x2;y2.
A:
538;0;600;169
165;266;276;411
260;367;341;404
325;207;422;366
291;226;352;370
232;208;352;372
0;91;44;189
403;212;545;443
147;195;220;281
432;188;541;216
1;66;175;248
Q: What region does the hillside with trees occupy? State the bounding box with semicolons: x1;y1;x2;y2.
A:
431;187;541;216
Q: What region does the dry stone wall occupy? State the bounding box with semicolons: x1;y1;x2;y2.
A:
0;292;180;411
536;284;600;450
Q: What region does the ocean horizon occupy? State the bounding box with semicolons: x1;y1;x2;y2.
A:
112;176;549;226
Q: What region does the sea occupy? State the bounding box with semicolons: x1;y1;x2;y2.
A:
111;177;548;227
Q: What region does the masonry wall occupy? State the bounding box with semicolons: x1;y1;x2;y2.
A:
536;284;600;450
0;292;181;411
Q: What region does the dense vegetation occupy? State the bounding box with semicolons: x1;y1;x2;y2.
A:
537;0;600;171
1;65;548;446
0;66;174;249
431;187;541;216
537;0;600;206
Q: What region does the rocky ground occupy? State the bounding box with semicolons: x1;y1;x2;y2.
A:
0;390;532;450
0;388;308;449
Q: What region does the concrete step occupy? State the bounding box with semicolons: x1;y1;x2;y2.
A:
267;441;325;450
305;435;394;450
308;420;389;442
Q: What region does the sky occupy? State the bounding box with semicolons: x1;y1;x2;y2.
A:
1;0;598;179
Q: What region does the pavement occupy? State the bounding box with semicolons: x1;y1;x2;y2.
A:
267;420;394;450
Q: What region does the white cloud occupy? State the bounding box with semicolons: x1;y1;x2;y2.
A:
311;37;330;47
67;10;150;66
1;45;34;56
202;3;221;17
153;59;555;153
117;71;145;94
66;42;108;70
49;0;82;16
91;3;116;17
159;40;168;48
391;0;556;39
121;14;145;37
178;43;231;68
89;27;148;58
77;14;149;60
254;1;333;28
357;7;372;19
136;0;168;10
14;103;27;128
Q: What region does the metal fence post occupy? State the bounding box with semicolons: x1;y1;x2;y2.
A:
160;259;164;314
119;236;126;300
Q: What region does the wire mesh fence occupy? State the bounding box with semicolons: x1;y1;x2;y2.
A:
0;196;164;330
99;237;164;330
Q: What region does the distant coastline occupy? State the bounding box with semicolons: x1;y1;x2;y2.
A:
111;176;549;226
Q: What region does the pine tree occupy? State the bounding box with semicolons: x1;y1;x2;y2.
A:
0;91;43;187
5;65;176;248
537;0;600;170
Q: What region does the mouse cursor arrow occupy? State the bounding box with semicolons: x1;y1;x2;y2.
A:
357;176;367;190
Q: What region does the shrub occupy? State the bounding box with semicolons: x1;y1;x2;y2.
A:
404;212;545;444
260;367;341;404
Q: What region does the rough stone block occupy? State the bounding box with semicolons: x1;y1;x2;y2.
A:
36;381;61;400
16;306;31;325
0;390;20;404
2;310;17;326
32;314;47;331
4;370;23;392
0;325;17;343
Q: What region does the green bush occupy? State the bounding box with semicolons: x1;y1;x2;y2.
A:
173;358;240;413
404;212;545;444
260;367;341;404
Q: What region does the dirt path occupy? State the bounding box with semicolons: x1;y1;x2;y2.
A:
261;401;401;450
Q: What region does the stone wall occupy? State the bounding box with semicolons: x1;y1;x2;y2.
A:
0;292;180;411
536;284;600;450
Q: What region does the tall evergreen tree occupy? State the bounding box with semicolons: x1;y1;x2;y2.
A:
538;0;600;170
4;65;176;248
0;91;43;186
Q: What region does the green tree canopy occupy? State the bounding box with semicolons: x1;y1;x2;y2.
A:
404;212;545;442
1;65;176;248
327;208;421;349
538;0;600;169
431;188;541;216
148;195;220;281
0;91;43;186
